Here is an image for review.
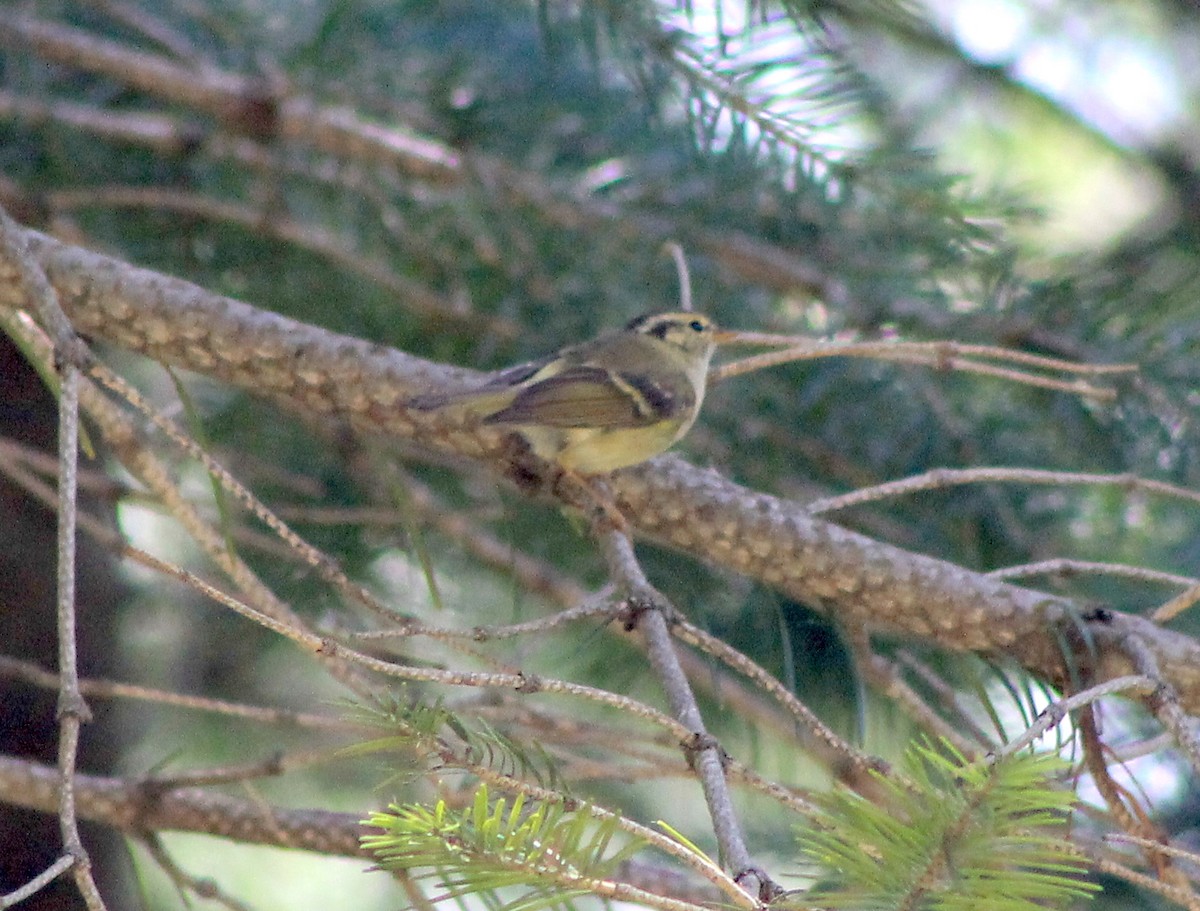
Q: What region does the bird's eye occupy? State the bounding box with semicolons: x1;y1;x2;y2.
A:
689;320;705;332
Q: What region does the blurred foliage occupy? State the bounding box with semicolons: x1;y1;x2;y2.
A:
5;0;1198;745
3;0;1200;906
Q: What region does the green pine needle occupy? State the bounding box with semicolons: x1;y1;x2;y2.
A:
344;691;565;789
363;784;646;911
794;740;1099;911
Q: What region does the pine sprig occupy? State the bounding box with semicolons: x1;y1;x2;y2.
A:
340;692;566;789
362;784;647;911
794;740;1098;910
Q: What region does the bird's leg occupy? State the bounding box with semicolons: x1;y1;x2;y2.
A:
500;433;565;499
498;434;629;532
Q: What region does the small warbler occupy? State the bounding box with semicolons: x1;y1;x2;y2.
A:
411;312;730;474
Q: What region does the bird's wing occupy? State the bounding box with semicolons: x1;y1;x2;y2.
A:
406;358;548;412
484;364;682;429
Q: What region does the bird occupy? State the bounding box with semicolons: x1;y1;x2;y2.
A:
409;311;725;476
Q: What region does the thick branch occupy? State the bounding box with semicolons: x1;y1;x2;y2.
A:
0;754;726;905
3;226;1199;711
0;753;366;857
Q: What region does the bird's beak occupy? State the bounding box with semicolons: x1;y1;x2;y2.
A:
712;329;813;347
711;329;746;345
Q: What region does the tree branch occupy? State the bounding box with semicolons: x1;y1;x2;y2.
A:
2;225;1199;718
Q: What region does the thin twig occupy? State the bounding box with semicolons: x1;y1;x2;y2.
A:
859;649;988;757
2;309;379;698
1105;834;1200;866
0;655;360;731
807;466;1200;515
1085;848;1200;910
990;558;1199;590
663;242;693;312
711;336;1135;386
0;207;106;911
670;618;888;778
0;855;75;909
598;531;772;901
891;651;998;749
138;832;256;911
87;362;399;624
1152;581;1200;624
350;587;620;642
53;294;103;911
465;764;753;909
1122;638;1200;777
995;675;1157;759
138;747;343;790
